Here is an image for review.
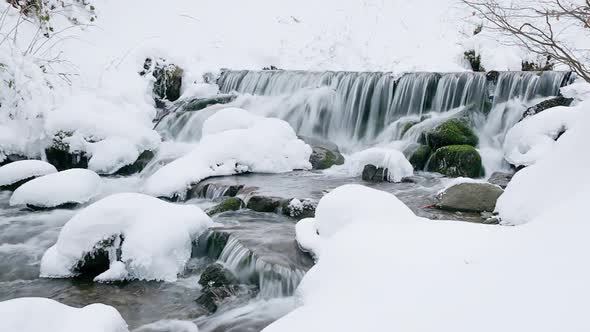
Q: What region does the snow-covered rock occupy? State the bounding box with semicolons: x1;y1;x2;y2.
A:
0;297;128;332
503;106;578;167
143;108;312;199
327;148;413;183
40;193;213;281
9;169;101;208
0;160;57;190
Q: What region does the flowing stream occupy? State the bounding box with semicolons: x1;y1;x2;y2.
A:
0;70;572;331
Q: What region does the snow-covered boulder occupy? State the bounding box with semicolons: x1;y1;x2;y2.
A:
143;108;312;199
436;181;503;213
0;297;128;332
295;184;415;258
9;169;101;209
503;106;579;168
328;148;413;183
0;160;57;191
40;193;213;281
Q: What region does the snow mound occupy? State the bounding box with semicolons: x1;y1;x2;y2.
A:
10;169;101;208
0;297;128;332
40;193;213;281
143;108;311;198
0;160;57;187
327;148;413;182
295;184;415;257
503;106;578;167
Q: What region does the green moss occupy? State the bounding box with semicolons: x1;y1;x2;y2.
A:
409;145;432;171
424;119;478;150
207;197;244;216
425;145;483;178
400;121;418;139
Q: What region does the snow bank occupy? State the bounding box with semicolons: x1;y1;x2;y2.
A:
497;97;590;225
0;297;128;332
40;193;213;281
326;148;413;182
266;179;590;331
143;108;311;198
10;169;101;208
503;106;579;167
0;160;57;188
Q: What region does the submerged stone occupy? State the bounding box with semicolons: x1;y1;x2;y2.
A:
246;195;284;213
436;182;504;213
426;145;483;178
206;197;244;216
115;150;155;176
196;263;239;313
361;164;387;182
301;136;345;170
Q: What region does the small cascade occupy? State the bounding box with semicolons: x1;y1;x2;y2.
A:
216;70;570;149
218;236;306;298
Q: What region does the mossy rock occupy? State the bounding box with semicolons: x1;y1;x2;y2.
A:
206;197;244;216
116;150;155;176
425;145;484;178
400;121;418;139
424;119;478;150
409;145;431;171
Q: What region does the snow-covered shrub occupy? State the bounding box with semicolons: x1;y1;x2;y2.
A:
0;297;128;332
40;193;213;281
143;108;312;199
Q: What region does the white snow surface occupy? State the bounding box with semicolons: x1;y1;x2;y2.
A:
326;148;414;182
0;160;57;187
9;169;101;208
267;177;590;331
0;297;128;332
40;193;213;281
503;106;579;167
143;108;311;198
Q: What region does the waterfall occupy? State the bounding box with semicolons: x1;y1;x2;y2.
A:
217;70;570;150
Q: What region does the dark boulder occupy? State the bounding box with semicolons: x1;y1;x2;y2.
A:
425;145;484;178
246;195;284;213
0;154;27;167
141;58;184;104
520;96;573;121
361;164;388;182
196;263;239;313
181;95;237;112
436;182;504;213
45;131;88;171
487;171;514;189
409;145;432;170
300;136;345;170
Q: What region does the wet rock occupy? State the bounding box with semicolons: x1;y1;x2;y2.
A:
194;230;230;259
401;176;420;184
301;136;345;170
464;50;484;72
181;94;236;112
520;96;573;121
196;263;239;313
361;164;387;182
115;150;155;176
423;119;478;150
426;145;484;178
26;202;80;211
409;145;431;170
246;195;284;213
206;197;244;216
400;120;418;139
282;198;317;219
486;70;499;83
487;171;513;189
0;177;35;192
141;58;184;104
45;131;89;171
73;235;123;278
436;182;504;212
